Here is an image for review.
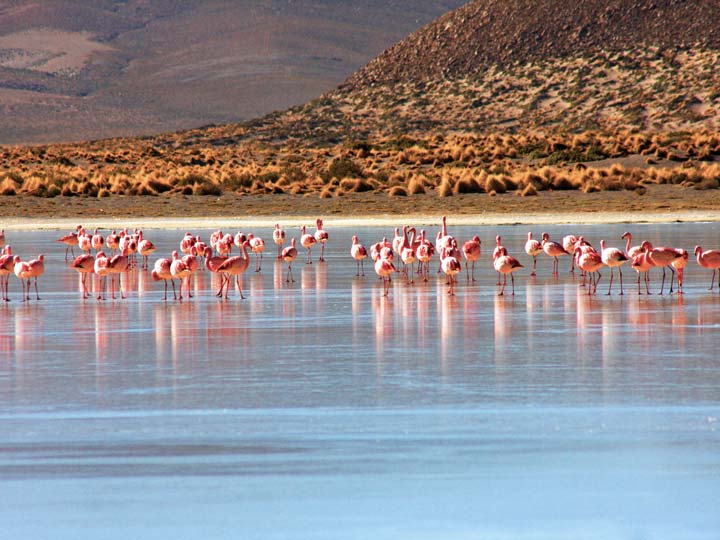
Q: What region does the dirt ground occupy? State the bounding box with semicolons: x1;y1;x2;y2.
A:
2;184;720;227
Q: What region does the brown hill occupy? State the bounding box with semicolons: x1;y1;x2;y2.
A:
345;0;720;88
0;0;464;144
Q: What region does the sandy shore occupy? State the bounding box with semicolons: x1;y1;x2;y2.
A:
2;185;720;230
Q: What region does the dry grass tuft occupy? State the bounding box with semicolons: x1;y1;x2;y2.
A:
520;183;538;196
388;186;408;196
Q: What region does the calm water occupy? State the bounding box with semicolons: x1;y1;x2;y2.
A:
1;223;719;540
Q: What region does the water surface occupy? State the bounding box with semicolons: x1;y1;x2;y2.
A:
1;223;719;539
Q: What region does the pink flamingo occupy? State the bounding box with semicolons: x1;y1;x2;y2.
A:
643;240;683;295
562;235;579;273
13;256;32;301
94;252;111;300
151;255;175;300
107;247;129;299
181;232;197;256
300;225;316;264
57;225;82;261
621;231;643;259
91;229;104;254
137;231;156;270
669;249;688;294
600;239;629;295
78;228;92;255
203;246;229;296
234;231;247;250
24;254;45;301
695;246;720;290
314;219;329;262
492;235;505;284
416;230;435;281
273;224;285;259
574;247;604;295
401;228;418;284
541;232;569;276
281;238;298;282
493;247;523;296
216;241;251;299
440;246;462;295
350;235;368;276
374;251;397;297
170;251;192;300
181;249;200;297
524;232;543;276
630;250;652;295
0;245;13;301
70;253;95;299
462;236;482;282
106;230;120;254
247;233;266;272
435;216;454;272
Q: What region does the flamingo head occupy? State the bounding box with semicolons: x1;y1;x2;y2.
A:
172;250;179;259
541;232;549;241
12;255;20;263
473;236;480;243
527;232;533;240
640;240;653;251
621;231;630;240
694;245;702;256
496;235;502;244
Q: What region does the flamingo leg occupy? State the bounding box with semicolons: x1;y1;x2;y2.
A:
619;268;624;295
320;244;325;262
306;248;312;265
510;273;516;296
498;274;506;296
33;277;40;300
237;275;245;299
593;271;602;295
531;256;537;277
607;268;614;295
171;278;177;300
710;270;716;291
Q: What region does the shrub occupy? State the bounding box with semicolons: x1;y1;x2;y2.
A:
388;186;408;196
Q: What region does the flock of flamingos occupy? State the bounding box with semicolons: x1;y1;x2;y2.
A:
1;216;720;302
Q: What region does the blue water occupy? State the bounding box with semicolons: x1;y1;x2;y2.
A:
0;223;719;539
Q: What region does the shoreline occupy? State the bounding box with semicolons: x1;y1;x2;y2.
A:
3;210;720;231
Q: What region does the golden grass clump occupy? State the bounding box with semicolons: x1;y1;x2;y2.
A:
319;188;333;199
485;175;506;194
0;177;17;195
407;175;427;194
453;176;483;194
520;183;538;196
437;175;454;197
388;186;408;197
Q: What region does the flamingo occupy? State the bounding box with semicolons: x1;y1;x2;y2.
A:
314;219;329;262
70;253;95;299
493;248;523;296
273;224;285;259
374;251;396;297
600;239;629;295
247;233;266;272
669;248;688;294
462;236;482;282
13;256;32;301
541;232;569;276
435;216;455;272
151;255;175;301
630;250;652;295
203;246;229;297
170;250;192;300
524;232;543;276
91;229;104;254
401;228;418;284
281;238;298;282
107;247;129;299
643;240;683;295
78;228;92;255
350;235;368;276
233;231;247;250
575;247;604;295
216;241;251;299
137;231;156;270
416;230;435;281
492;235;506;284
621;231;644;259
300;225;316;264
106;230;120;254
23;254;45;301
562;235;579;273
0;245;13;301
57;225;82;261
94;251;111;300
181;232;197;257
440;247;462;295
695;246;720;291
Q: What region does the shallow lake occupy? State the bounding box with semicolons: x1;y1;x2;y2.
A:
1;222;719;539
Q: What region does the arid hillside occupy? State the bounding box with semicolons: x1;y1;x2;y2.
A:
0;0;464;144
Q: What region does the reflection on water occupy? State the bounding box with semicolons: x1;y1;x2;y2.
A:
0;226;719;540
